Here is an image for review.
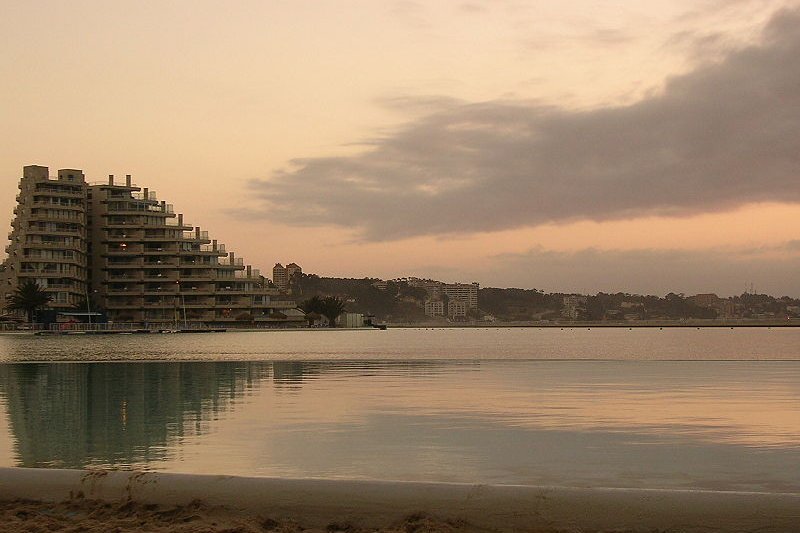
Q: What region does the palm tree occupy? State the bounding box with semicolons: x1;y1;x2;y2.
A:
320;296;346;328
300;295;323;327
6;280;52;322
300;295;323;314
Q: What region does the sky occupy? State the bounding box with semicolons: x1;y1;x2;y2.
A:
1;0;799;297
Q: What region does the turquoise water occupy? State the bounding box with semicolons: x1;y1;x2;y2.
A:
0;328;798;491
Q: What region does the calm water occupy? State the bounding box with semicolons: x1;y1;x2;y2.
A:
0;328;798;492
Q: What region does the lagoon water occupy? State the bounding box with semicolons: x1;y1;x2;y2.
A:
0;328;798;492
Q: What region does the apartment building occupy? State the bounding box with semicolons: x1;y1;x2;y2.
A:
272;262;302;291
447;298;468;319
404;278;479;311
2;165;300;325
424;299;444;317
2;166;88;310
441;282;479;311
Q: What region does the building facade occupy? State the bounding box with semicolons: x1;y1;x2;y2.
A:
442;282;479;310
272;262;302;291
424;299;444;317
405;278;480;311
447;299;468;319
2;165;300;325
2;166;88;310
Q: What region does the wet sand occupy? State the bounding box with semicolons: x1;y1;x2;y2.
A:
1;468;798;533
0;498;469;533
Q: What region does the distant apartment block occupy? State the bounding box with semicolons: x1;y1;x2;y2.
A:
371;280;388;291
687;293;735;317
272;262;302;291
441;282;479;310
562;295;587;319
424;299;444;317
405;278;479;310
447;298;468;319
2;165;301;325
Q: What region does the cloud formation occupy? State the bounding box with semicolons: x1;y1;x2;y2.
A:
248;8;800;241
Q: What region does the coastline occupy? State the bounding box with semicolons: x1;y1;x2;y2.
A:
2;320;800;336
1;468;798;532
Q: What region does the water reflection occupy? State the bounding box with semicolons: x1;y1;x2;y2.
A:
0;362;271;468
0;360;798;492
0;361;461;469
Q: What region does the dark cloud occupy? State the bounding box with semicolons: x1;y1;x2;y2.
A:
246;8;800;241
490;244;800;296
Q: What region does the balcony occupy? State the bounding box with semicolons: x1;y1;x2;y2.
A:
33;188;84;198
178;275;215;283
215;298;251;308
24;241;83;250
219;257;244;267
143;299;177;308
142;233;179;241
269;300;298;309
132;191;158;202
32;199;84;210
105;273;143;282
143;246;178;254
143;286;179;295
178;285;215;294
163;219;192;229
19;267;78;276
105;218;142;227
142;256;178;269
106;287;144;295
182;300;215;308
26;227;81;236
107;204;173;215
105;231;143;241
179;260;215;268
181;230;209;240
106;300;143;309
143;273;177;282
199;244;226;254
106;260;143;268
235;271;262;279
105;245;144;255
28;212;84;222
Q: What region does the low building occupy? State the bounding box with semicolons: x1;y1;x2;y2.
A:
341;312;365;328
424;299;444;317
447;298;468;319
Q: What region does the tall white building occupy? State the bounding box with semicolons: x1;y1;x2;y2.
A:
442;282;479;310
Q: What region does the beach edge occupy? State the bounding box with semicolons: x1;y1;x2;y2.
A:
1;467;798;531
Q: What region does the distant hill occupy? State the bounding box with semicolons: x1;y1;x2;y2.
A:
290;273;800;323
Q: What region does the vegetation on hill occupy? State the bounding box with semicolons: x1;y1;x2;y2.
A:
289;273;800;323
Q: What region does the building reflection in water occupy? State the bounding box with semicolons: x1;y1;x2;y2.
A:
0;360;452;469
0;362;274;469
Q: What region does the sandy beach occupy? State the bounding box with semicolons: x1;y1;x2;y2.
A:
1;468;799;533
0;498;472;533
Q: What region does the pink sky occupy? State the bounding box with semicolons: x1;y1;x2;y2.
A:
1;0;798;296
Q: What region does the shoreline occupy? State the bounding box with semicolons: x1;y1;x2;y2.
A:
2;320;800;336
1;468;798;532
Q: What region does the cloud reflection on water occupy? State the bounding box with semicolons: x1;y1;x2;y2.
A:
0;360;797;491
